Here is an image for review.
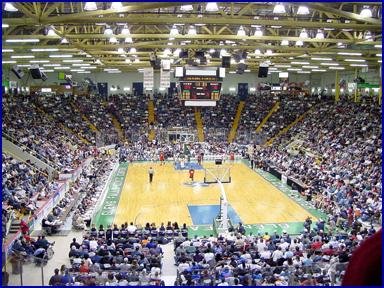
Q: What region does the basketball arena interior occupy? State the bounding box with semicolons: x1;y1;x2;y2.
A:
1;2;382;286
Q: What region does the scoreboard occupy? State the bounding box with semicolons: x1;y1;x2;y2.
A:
178;77;223;101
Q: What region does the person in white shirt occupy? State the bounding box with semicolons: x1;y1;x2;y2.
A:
259;247;271;260
257;239;267;252
178;260;190;274
272;246;284;263
278;239;290;252
127;222;137;234
204;251;215;262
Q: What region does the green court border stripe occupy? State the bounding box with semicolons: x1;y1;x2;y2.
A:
92;163;129;228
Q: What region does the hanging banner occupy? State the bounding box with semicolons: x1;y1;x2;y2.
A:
143;68;154;87
160;68;171;88
9;81;18;89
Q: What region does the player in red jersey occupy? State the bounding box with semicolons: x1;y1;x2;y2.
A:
189;167;195;183
159;151;165;166
230;151;235;165
197;154;202;166
130;154;133;165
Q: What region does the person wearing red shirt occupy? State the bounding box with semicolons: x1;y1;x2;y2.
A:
230;151;235;165
310;239;322;255
20;219;30;235
79;260;90;273
342;228;382;286
159;151;165;166
189;167;195;183
197;155;202;166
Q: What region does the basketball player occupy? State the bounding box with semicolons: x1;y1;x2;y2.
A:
130;153;133;166
189;167;195;183
180;157;185;173
159;151;165;166
230;151;235;165
197;154;202;166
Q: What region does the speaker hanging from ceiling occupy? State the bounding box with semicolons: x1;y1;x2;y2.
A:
221;56;231;68
11;65;25;79
258;64;269;78
29;64;42;79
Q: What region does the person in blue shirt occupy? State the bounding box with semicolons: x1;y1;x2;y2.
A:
61;270;75;284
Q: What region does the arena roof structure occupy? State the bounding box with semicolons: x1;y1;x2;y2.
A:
2;2;382;73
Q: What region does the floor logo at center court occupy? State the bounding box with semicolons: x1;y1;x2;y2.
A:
183;181;211;188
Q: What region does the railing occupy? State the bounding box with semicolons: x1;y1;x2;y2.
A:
2;132;61;171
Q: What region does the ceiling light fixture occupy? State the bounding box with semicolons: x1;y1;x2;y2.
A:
299;28;308;39
10;55;34;58
297;6;310;15
120;25;130;35
360;6;372;18
281;39;289;46
4;3;18;12
117;48;124;53
31;48;59;52
315;29;324;39
61;38;69;44
311;57;332;60
109;37;117;43
205;2;219;12
110;2;123;10
49;54;73;58
2;49;14;52
188;25;197;36
254;49;261;54
125;37;133;43
63;60;83;62
266;49;273;55
104;25;113;36
254;27;263;37
6;39;40;42
84;2;97;11
296;40;304;46
180;4;193;11
170;25;179;36
273;3;286;13
237;26;246;37
2;23;9;28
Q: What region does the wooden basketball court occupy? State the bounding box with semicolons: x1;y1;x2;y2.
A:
113;162;314;227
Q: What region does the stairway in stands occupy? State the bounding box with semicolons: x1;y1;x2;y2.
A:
255;102;280;131
227;101;245;142
148;101;155;141
194;108;205;142
71;102;100;133
34;104;90;145
112;116;127;143
266;104;318;146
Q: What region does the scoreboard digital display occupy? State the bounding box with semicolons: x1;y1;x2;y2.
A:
178;77;222;101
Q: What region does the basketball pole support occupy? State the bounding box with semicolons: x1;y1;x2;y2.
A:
216;179;229;231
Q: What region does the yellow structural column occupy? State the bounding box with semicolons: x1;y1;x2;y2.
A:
335;70;339;103
354;68;359;103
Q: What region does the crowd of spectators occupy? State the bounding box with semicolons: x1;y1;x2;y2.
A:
200;94;240;141
235;94;277;144
173;222;378;286
73;95;120;146
153;93;197;136
2;94;93;173
106;94;150;142
260;96;317;141
254;100;382;228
